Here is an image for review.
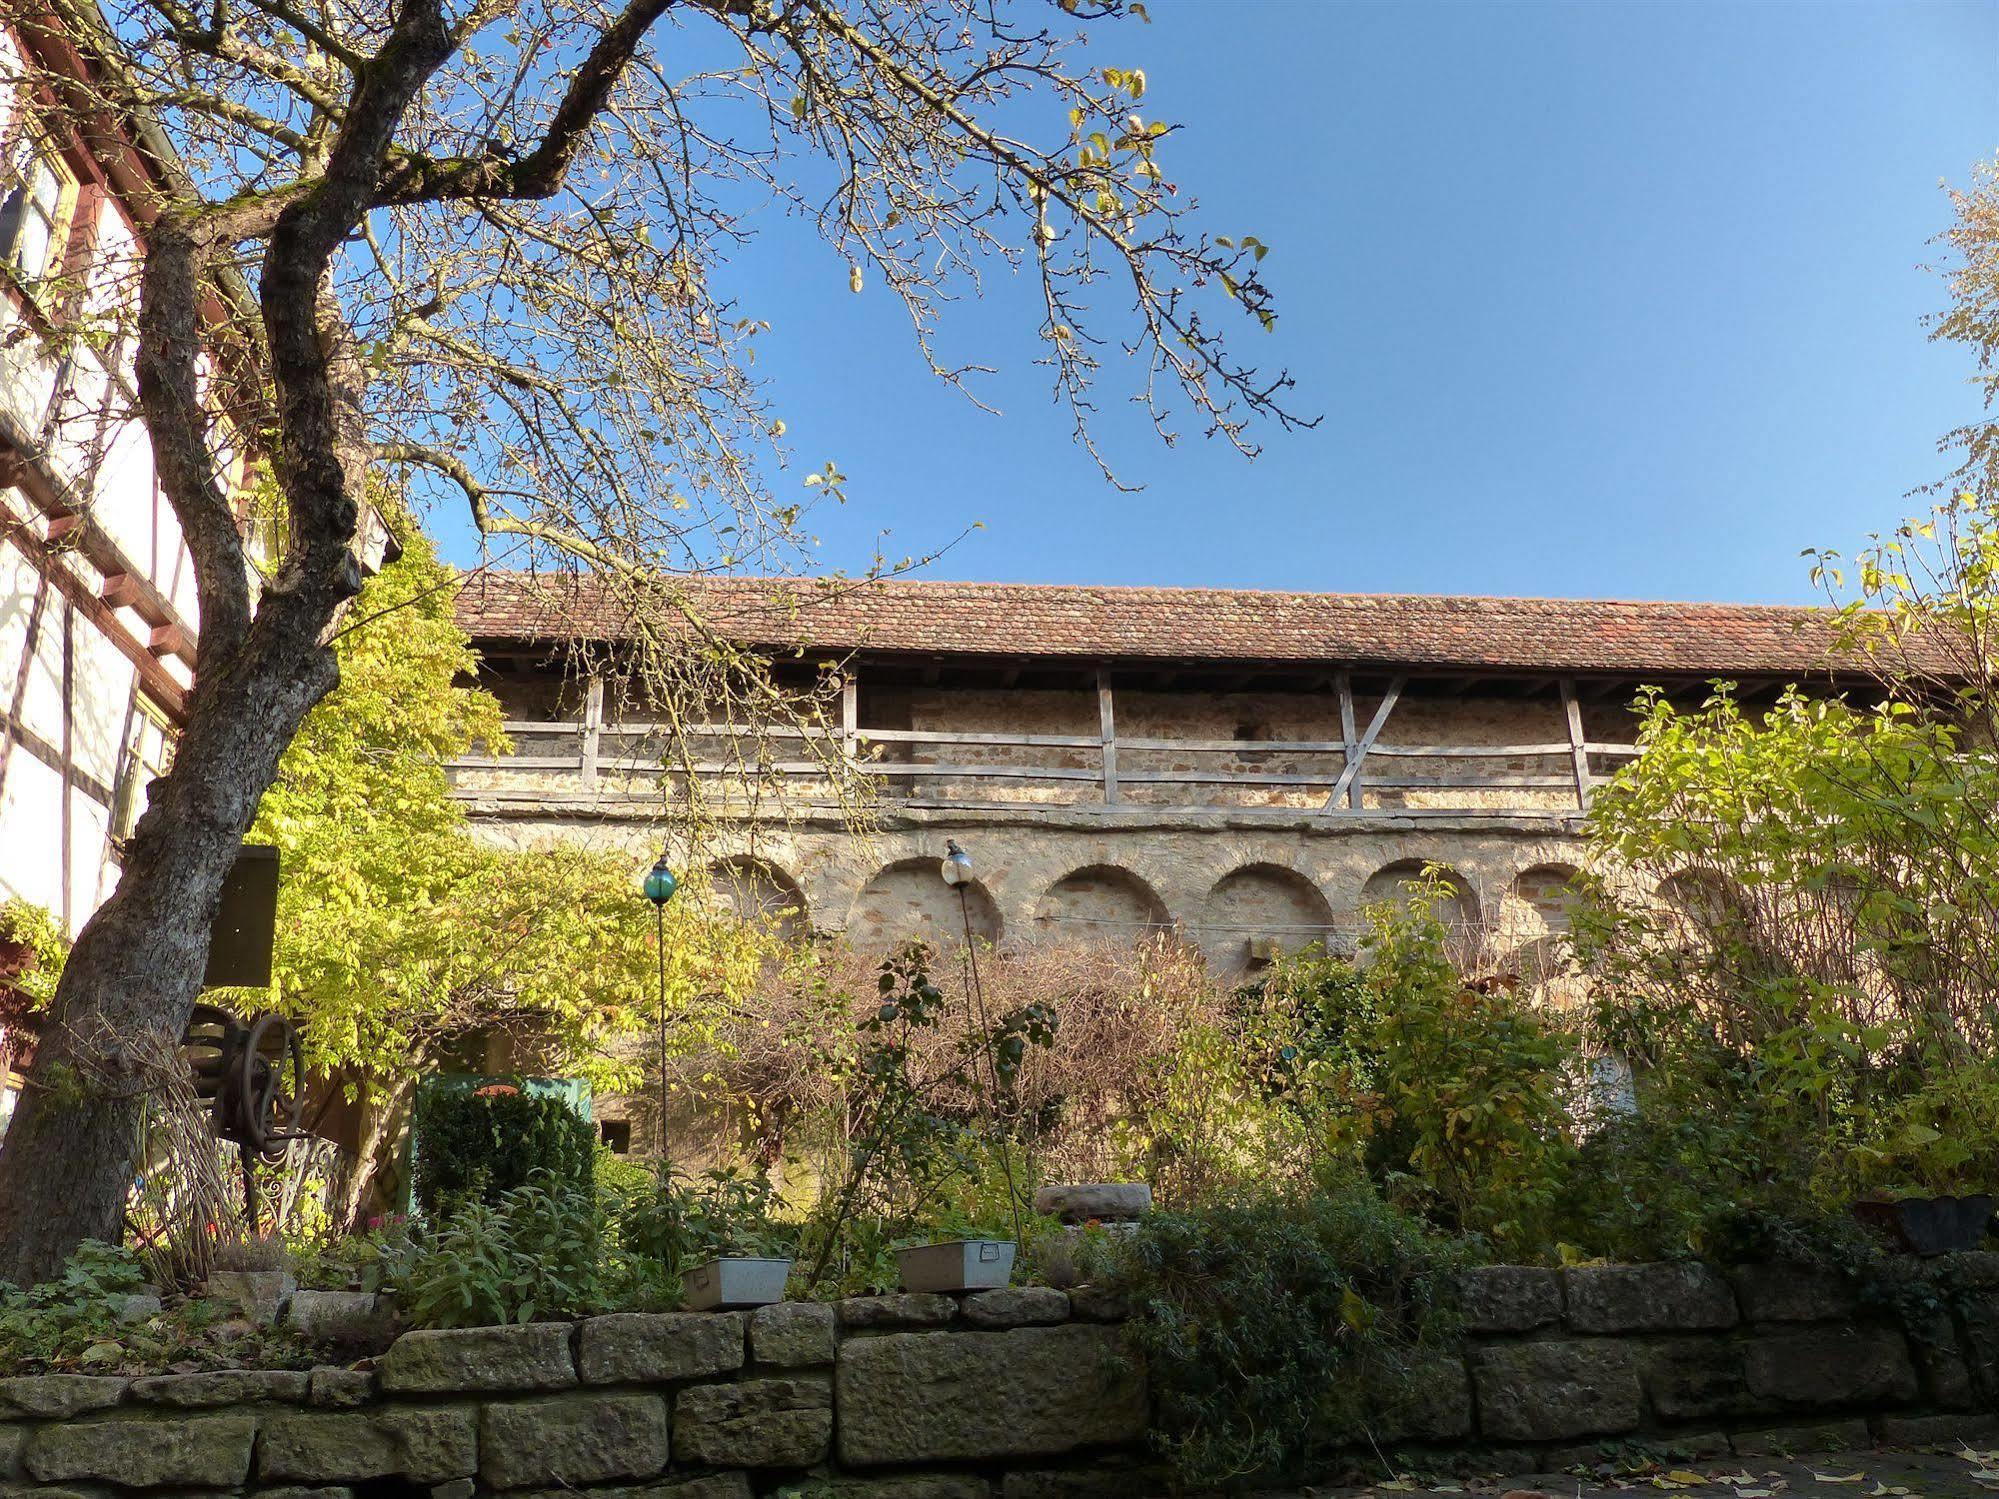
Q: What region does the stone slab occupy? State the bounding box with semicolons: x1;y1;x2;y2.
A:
748;1302;836;1368
379;1322;576;1393
674;1376;832;1468
25;1412;256;1488
1032;1184;1152;1223
286;1289;401;1352
1730;1418;1872;1456
1640;1337;1751;1423
962;1287;1070;1329
1730;1263;1854;1323
479;1393;671;1489
837;1324;1145;1466
1874;1411;1999;1447
309;1366;376;1407
836;1294;958;1330
1741;1326;1918;1409
128;1369;310;1406
1470;1340;1642;1441
0;1376;126;1419
1563;1262;1737;1333
1457;1266;1561;1333
580;1311;745;1384
259;1407;479;1484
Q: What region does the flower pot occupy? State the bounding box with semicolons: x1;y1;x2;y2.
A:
681;1256;792;1311
896;1238;1015;1293
0;938;33;980
1853;1194;1996;1256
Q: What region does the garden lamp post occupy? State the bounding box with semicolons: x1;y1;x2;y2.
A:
642;854;678;1171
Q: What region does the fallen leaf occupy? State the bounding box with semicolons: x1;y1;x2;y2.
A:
1666;1472;1707;1485
1812;1477;1864;1486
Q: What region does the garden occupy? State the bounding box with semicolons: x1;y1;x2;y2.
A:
8;498;1999;1490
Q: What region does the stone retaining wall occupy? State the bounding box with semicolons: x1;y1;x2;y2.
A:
2;1261;1996;1499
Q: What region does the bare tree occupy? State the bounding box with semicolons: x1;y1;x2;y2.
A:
0;0;1302;1281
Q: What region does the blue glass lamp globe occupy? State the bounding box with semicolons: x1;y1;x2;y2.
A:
643;859;678;906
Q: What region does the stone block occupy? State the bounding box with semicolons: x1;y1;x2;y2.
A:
837;1324;1145;1465
1963;1296;1999;1399
1457;1265;1561;1332
25;1412;256;1488
1742;1326;1918;1409
0;1376;126;1419
378;1322;576;1393
258;1407;479;1484
1470;1340;1642;1441
836;1293;958;1329
999;1469;1156;1499
1937;1251;1999;1290
129;1369;310;1405
207;1268;296;1324
260;1488;354;1499
816;1477;992;1499
309;1366;376;1407
1370;1354;1474;1444
1902;1305;1975;1409
1640;1337;1751;1423
1563;1262;1736;1333
1730;1263;1855;1323
1066;1285;1130;1323
287;1289;402;1352
962;1287;1070;1329
520;1479;751;1499
749;1302;836;1367
580;1311;745;1384
1874;1411;1999;1447
113;1293;162;1324
0;1426;19;1480
1032;1184;1152;1223
674;1376;832;1468
432;1481;476;1499
1730;1418;1870;1456
479;1393;671;1489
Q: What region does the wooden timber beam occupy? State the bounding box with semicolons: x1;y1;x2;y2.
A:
1324;674;1404;810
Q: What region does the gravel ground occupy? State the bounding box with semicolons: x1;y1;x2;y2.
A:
1283;1442;1999;1499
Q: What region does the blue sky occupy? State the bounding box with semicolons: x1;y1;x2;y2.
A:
749;0;1999;604
452;0;1999;605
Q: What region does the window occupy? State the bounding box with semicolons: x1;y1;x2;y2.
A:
110;697;175;846
599;1119;632;1154
0;118;76;295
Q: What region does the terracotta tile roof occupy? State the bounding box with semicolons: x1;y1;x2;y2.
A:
454;571;1866;678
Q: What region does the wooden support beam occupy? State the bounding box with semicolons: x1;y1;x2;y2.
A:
44;512;84;545
1325;675;1403;810
102;572;141;610
146;621;192;663
1561;678;1591;809
1098;667;1119;805
1335;672;1359;810
580;675;604;790
841;674;859;767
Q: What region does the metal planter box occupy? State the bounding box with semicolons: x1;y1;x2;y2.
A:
682;1256;793;1310
897;1238;1016;1293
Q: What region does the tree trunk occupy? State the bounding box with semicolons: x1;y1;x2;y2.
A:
0;629;339;1286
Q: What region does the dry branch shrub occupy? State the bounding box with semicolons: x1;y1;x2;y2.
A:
671;936;1225;1189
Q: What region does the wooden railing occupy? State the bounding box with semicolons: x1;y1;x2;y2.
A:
445;674;1641;818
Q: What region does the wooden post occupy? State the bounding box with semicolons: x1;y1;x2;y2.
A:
1097;668;1119;805
1335;672;1359;810
1325;675;1404;811
1561;678;1591;809
841;673;859;768
581;675;604;790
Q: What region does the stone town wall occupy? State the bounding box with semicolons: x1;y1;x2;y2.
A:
3;1260;1996;1499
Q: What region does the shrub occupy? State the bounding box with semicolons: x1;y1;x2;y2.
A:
1112;1174;1465;1491
409;1083;596;1213
397;1170;607;1327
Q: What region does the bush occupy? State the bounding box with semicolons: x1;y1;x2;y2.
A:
397;1170;608;1327
1111;1175;1465;1491
409;1083;595;1213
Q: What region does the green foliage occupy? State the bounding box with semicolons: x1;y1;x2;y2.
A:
0;897;68;1008
410;1085;596;1213
0;1242;309;1373
611;1166;797;1268
1111;1176;1464;1491
397;1171;606;1328
241;529;768;1099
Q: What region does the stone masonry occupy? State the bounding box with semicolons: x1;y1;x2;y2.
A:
3;1258;1997;1499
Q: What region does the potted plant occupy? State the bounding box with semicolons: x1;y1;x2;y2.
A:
622;1167;797;1311
896;1235;1016;1293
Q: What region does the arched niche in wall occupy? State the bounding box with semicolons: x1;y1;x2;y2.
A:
704;855;808;940
1200;863;1337;971
1654;867;1755;943
1358;858;1480;931
848;855;1002;950
1501;862;1582;944
1033;864;1171;944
